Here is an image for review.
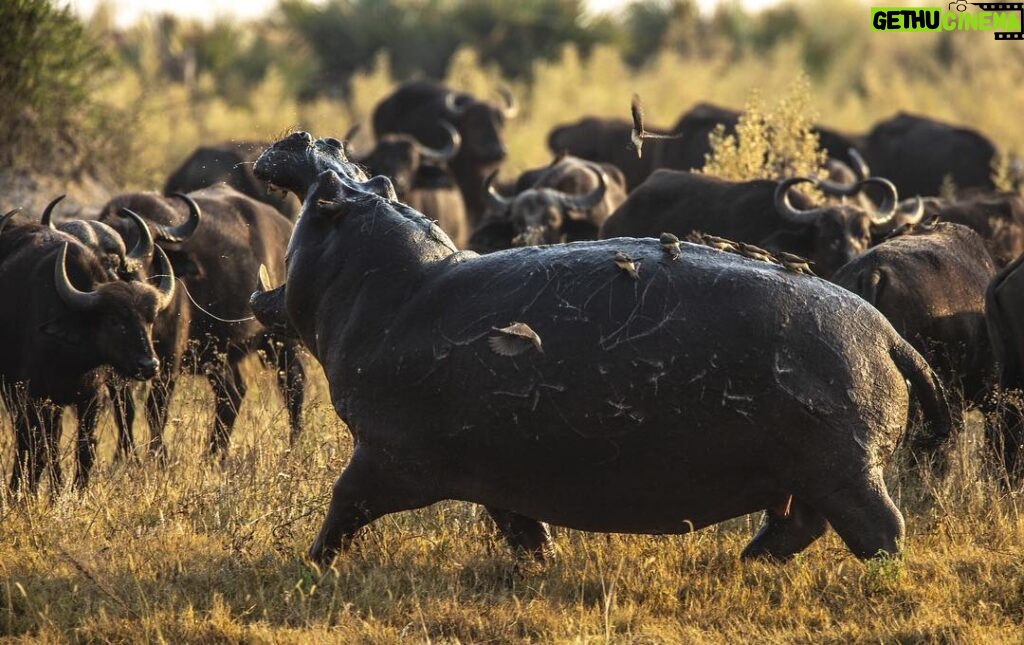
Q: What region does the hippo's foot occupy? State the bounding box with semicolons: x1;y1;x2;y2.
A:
741;496;828;562
815;469;905;560
486;507;554;563
308;448;437;569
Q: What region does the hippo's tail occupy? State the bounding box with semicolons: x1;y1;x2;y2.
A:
890;337;953;452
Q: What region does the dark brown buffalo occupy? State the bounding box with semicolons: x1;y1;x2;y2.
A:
863;113;1002;198
0;211;174;491
901;193;1024;268
347;122;468;248
372;79;516;224
599;170;909;278
251;132;952;569
832;222;996;421
471;156;627;250
547;116;660;191
984;252;1024;482
164;140;301;219
43;193;195;459
96;186;304;456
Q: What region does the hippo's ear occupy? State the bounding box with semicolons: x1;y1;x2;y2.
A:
364;176;397;201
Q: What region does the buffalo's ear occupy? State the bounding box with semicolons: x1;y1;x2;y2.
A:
40;315;85;345
562;218;599;243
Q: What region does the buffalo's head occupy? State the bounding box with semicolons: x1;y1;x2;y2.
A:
51;241;176;380
773;175;921;277
442;88;515;165
476;162;608;248
352;121;460;200
42;194;160;281
254;131;369;201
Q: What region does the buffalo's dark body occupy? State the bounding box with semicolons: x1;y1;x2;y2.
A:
0;221;163;490
165;141;301;219
864;113;997;197
599;170;869;277
252;135;952;569
919;193;1024;268
372;80;509;224
832;223;996;412
547;117;654;191
97;187;304;453
984;252;1024;481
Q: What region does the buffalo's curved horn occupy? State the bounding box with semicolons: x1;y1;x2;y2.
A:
496;86;518;119
417;121;462;162
899;196;925;226
859;177;899;225
558;164;607;212
0;209;19;236
152;245;176;310
152;193;201;242
444;91;468;118
848;148;870;180
54;243;101;311
774;177;831;225
120;208;155;264
41;194;66;229
484;170;511;212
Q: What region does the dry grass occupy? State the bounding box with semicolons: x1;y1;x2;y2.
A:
2;357;1023;643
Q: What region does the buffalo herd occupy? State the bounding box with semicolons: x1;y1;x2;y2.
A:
4;81;1024;575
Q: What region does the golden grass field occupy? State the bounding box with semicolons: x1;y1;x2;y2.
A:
1;358;1023;643
4;3;1024;641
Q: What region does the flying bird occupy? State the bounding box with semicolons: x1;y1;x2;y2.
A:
630;94;683;159
489;322;544;356
614;251;641;280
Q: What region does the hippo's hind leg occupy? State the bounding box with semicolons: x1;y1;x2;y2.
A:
741;497;829;562
309;446;438;568
485;507;553;562
814;468;905;560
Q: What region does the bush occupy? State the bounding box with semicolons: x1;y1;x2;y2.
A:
0;0;124;176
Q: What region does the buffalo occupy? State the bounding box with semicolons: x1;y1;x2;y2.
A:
346;121;468;248
471;156;627;251
0;210;175;491
372;79;516;224
599;170;913;278
984;252;1024;482
164;140;301;219
901;193;1024;268
547;116;660;191
832;222;996;421
95;186;304;456
863;112;1003;197
548;102;864;190
252;132;951;569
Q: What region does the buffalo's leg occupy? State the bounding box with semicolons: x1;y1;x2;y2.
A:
814;470;905;560
145;370;177;460
110;383;136;461
273;342;306;445
9;412;43;493
74;394;102;489
741;497;829;562
23;403;63;495
989;401;1024;487
206;353;247;456
309;448;435;567
485;507;553;562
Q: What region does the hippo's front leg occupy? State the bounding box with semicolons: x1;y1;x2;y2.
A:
309;445;438;567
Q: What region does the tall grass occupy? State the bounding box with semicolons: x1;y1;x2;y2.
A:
1;362;1022;641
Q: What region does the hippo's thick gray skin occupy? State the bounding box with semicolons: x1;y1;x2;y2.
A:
253;133;951;568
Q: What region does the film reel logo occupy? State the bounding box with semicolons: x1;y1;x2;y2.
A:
961;2;1024;38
